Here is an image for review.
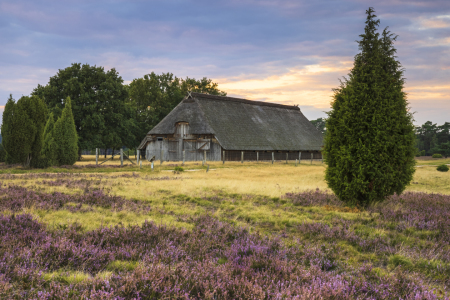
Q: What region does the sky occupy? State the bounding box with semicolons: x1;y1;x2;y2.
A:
0;0;449;125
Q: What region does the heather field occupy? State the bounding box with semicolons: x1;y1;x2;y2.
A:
0;158;450;299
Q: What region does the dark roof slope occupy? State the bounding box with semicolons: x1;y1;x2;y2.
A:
149;97;214;135
148;92;323;151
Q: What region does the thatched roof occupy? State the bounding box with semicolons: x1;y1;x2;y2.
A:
147;92;323;151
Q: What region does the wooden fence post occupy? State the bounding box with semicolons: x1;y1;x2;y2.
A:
311;152;313;164
272;152;274;164
257;152;259;163
120;149;123;166
204;150;207;164
95;148;98;166
182;150;185;165
241;151;244;163
223;151;225;164
299;151;301;164
295;159;298;166
286;153;288;164
137;150;140;165
160;150;163;165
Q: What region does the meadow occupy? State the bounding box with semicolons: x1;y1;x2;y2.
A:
0;156;449;299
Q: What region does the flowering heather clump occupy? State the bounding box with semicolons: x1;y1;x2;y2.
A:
0;213;444;299
0;183;151;213
283;188;344;207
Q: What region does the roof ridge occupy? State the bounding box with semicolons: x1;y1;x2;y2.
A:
190;92;300;111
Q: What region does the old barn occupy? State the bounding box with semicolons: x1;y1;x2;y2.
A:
137;92;323;162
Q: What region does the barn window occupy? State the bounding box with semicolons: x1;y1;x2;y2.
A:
157;137;163;141
175;122;189;138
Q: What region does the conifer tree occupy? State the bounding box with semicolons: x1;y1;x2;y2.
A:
2;96;37;166
1;95;17;164
53;97;78;165
42;112;56;166
1;95;47;167
22;96;48;168
323;8;416;206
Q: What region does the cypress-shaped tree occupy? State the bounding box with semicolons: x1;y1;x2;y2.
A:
42;112;56;166
323;8;416;206
23;96;48;168
53;97;78;165
1;95;17;164
1;95;48;167
3;96;36;166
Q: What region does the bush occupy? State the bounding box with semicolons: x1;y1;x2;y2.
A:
420;150;426;156
174;166;184;172
432;153;443;158
437;164;449;172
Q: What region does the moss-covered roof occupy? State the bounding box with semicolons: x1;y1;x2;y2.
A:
146;92;323;151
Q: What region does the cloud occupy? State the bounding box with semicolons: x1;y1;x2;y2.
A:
0;0;448;126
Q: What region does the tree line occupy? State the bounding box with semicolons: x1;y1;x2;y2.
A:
310;118;450;158
0;63;225;167
415;121;450;157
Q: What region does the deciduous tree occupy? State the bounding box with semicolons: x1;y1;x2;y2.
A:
33;63;135;156
128;72;226;146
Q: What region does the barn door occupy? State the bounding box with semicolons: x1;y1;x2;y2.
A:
168;139;178;161
183;140;196;161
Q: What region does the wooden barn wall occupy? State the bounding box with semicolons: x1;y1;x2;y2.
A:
222;150;322;161
145;135;221;162
144;135;322;162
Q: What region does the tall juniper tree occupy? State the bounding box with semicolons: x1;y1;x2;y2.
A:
1;95;47;167
41;112;56;166
323;8;416;206
53;97;79;166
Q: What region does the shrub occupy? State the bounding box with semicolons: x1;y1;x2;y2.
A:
432;153;442;158
174;166;184;172
420;150;426;156
437;164;449;172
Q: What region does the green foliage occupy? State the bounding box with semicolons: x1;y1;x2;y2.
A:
1;95;16;164
310;118;327;135
1;95;47;167
53;97;79;165
415;121;450;155
323;8;416;206
33;63;138;153
432;153;442;158
431;141;450;158
128;72;226;146
41;112;57;166
174;166;184;172
436;164;449;172
0;143;5;162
